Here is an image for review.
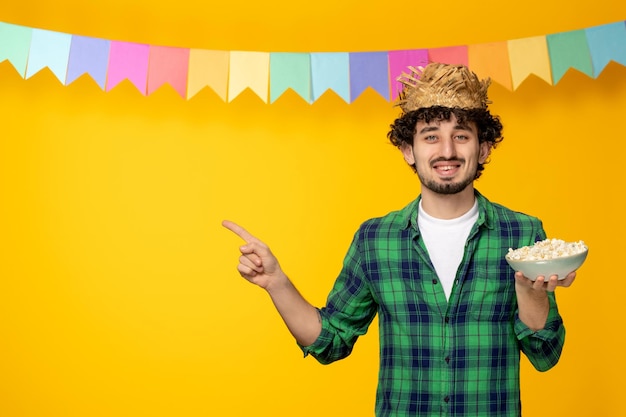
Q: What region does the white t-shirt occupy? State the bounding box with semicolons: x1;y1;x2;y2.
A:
417;200;479;300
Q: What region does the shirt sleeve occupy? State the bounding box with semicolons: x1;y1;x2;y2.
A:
299;228;378;364
514;292;565;372
513;221;565;372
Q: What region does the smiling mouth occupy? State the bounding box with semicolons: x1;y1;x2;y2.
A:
431;159;463;178
436;165;458;171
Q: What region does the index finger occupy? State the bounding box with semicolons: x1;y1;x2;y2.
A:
222;220;256;242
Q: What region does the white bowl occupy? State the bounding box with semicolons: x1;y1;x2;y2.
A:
505;248;588;281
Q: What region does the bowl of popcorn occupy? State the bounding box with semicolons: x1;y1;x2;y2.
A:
505;238;588;281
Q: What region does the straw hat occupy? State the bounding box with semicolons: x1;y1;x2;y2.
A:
396;63;491;113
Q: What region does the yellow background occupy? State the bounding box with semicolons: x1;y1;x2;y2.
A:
1;1;625;416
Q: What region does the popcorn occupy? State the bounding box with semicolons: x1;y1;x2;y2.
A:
506;238;587;261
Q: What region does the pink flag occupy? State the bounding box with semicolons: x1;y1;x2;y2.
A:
388;50;428;101
428;46;468;66
147;46;190;98
106;41;149;94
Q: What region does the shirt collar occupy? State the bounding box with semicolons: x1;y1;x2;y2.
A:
400;189;495;233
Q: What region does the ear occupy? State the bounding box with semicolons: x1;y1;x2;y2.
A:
478;142;491;164
400;143;415;165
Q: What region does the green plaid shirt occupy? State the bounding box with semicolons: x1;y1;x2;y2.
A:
301;191;565;416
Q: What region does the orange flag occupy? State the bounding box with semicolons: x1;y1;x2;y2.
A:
468;42;513;90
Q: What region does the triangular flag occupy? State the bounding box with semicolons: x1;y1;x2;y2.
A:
187;49;229;100
106;41;149;94
428;46;468;66
0;22;32;77
66;36;110;89
467;42;512;90
147;45;190;98
311;52;350;103
26;29;71;83
228;51;269;103
349;52;389;101
388;49;428;101
269;53;311;103
508;36;552;89
546;30;593;84
585;22;626;77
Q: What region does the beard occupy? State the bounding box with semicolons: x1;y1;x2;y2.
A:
419;176;474;194
417;159;477;195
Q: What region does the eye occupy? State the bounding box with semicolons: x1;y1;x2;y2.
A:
454;134;469;141
425;135;438;142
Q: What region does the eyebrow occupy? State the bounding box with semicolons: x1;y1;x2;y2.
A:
454;123;475;132
417;124;475;134
418;126;439;134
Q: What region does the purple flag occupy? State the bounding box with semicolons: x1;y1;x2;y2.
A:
66;36;110;89
349;52;389;102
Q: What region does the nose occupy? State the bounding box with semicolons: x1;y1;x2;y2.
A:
440;137;457;159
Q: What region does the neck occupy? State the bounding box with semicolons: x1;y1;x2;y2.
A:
420;186;476;220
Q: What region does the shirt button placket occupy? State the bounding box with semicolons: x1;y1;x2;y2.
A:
442;315;452;412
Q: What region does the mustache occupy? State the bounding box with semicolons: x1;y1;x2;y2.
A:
430;157;465;167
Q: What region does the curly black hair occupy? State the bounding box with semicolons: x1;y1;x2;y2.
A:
387;106;504;178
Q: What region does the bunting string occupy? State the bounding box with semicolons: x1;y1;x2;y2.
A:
1;20;625;104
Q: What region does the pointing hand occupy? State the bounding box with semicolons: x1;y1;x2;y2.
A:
222;220;283;289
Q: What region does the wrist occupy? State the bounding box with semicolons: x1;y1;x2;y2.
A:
264;271;291;294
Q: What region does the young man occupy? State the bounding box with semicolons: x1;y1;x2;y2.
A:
223;63;575;416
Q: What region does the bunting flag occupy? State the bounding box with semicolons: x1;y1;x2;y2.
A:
349;52;389;101
546;30;593;84
26;29;71;83
228;51;269;103
585;22;626;77
0;23;32;77
106;41;150;94
187;49;229;100
66;36;110;88
388;49;429;100
270;52;311;103
508;36;553;90
148;45;190;98
467;42;512;90
311;52;350;102
0;20;625;104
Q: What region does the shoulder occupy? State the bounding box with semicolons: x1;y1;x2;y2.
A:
477;193;546;240
356;199;417;236
488;200;542;226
